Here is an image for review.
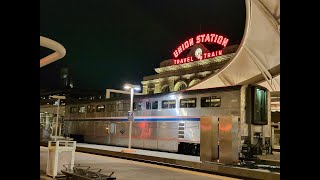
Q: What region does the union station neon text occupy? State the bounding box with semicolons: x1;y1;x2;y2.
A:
173;34;229;58
173;50;223;65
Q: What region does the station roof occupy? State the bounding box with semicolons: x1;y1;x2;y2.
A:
188;0;280;93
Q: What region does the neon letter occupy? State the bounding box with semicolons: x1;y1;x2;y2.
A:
214;35;218;43
205;34;211;42
221;38;229;47
217;36;223;44
200;34;205;42
203;53;207;59
173;50;179;58
196;35;201;43
184;41;189;49
189;38;194;46
210;34;215;42
178;46;182;54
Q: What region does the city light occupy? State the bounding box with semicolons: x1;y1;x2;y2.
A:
122;83;140;153
124;85;131;89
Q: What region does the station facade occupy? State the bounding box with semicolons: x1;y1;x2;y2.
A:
141;33;238;94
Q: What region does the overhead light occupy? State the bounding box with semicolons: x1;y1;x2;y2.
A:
124;85;131;89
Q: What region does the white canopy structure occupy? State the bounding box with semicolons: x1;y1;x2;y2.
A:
188;0;280;92
40;36;66;68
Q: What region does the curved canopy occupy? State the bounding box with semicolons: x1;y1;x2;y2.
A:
40;36;66;68
188;0;280;92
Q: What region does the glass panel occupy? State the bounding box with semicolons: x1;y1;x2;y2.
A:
146;101;158;110
180;98;196;108
106;104;116;111
161;100;176;109
254;88;268;123
79;106;86;113
96;105;105;112
152;101;158;109
146;101;152;110
201;96;221;107
177;83;187;91
87;105;96;113
70;107;78;113
162;86;170;93
133;102;142;110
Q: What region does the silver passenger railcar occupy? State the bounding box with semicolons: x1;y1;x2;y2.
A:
64;84;271;157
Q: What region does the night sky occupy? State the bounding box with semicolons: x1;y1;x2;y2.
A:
40;0;245;91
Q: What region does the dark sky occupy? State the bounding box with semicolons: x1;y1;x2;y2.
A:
40;0;245;91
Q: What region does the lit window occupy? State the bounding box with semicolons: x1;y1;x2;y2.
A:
79;106;86;113
253;88;268;124
146;101;158;110
96;105;105;112
133;102;142;110
87;105;96;113
162;100;176;109
201;96;221;107
180;98;196;108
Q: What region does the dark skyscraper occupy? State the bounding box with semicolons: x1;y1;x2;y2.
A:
60;67;74;89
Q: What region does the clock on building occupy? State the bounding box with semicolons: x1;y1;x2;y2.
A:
195;48;202;59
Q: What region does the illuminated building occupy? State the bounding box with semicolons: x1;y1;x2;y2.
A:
141;33;238;94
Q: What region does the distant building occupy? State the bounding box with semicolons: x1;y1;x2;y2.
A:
40;88;106;106
60;67;74;89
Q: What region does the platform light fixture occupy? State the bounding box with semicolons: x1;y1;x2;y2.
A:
49;95;66;141
122;83;140;153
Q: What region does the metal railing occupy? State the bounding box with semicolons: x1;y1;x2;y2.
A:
61;164;116;180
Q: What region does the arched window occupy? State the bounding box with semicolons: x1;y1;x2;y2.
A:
189;79;201;87
161;85;170;93
148;88;154;94
174;81;188;91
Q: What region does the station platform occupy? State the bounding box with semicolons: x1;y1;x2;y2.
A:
41;146;242;180
40;141;280;180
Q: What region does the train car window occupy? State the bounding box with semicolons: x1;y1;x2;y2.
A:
152;101;158;109
180;98;197;108
146;101;151;109
133;102;142;111
87;105;96;113
79;106;86;113
201;96;221;107
106;104;116;111
70;107;78;113
161;100;176;109
118;103;129;111
96;105;105;112
146;101;158;110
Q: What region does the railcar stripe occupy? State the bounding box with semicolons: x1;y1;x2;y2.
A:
64;117;200;122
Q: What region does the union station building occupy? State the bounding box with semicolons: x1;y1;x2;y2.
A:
141;35;238;94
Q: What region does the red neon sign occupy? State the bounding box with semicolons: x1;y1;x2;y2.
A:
173;50;222;65
173;33;229;58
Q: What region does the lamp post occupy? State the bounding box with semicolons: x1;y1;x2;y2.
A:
50;95;66;141
122;83;140;153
